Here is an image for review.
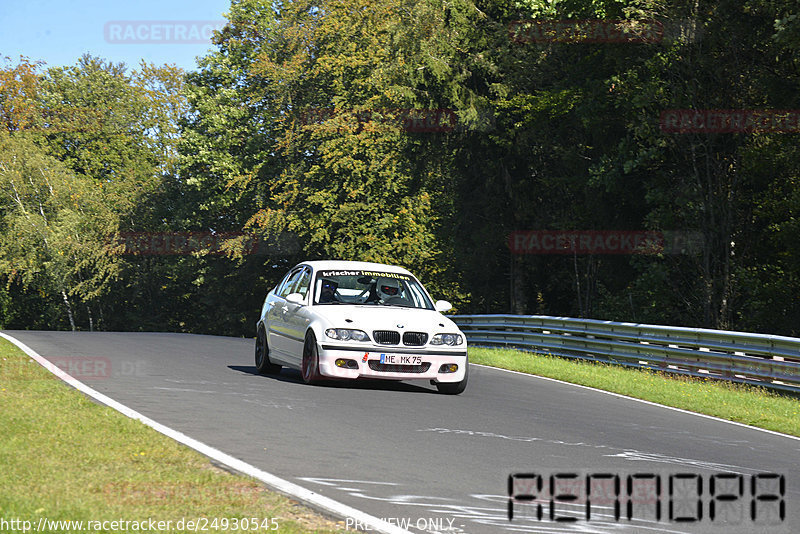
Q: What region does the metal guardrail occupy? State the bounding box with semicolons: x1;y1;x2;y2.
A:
451;314;800;393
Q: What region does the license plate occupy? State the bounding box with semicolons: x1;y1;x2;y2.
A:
379;354;422;365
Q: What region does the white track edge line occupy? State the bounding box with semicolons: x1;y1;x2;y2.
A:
0;332;412;534
472;362;800;442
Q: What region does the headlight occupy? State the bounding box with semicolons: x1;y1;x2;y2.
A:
325;328;370;342
430;333;464;346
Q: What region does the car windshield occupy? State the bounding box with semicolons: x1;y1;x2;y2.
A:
313;269;434;309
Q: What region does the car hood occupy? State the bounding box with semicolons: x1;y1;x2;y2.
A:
312;304;461;333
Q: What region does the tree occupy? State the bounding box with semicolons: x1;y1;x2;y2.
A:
0;131;121;330
0;56;188;330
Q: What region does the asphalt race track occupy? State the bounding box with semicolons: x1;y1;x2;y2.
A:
6;331;800;534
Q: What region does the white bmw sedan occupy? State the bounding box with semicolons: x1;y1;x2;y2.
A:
255;260;468;394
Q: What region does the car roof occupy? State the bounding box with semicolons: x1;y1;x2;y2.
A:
296;260;414;276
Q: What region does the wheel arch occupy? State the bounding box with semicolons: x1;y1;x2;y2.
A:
304;316;331;346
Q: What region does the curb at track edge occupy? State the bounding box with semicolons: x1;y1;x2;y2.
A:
0;332;413;534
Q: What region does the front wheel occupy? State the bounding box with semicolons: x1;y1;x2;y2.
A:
255;327;281;375
436;358;468;395
301;332;322;385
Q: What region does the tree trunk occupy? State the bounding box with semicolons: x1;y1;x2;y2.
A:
61;290;76;331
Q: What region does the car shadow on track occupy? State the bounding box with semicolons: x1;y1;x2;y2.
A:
228;365;437;394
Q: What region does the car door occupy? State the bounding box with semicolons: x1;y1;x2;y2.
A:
282;267;312;366
267;268;304;359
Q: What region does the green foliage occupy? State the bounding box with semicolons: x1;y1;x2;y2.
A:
2;0;800;336
0;56;187;330
0;131;121;328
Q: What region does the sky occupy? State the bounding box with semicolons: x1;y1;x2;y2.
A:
0;0;233;72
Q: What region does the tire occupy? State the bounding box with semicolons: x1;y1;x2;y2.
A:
255;326;281;375
301;332;322;385
436;358;468;395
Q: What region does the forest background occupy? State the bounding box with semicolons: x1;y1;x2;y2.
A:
1;0;799;337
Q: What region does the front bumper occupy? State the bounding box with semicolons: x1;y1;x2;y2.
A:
318;344;467;382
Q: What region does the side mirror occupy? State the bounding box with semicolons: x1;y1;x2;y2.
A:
286;293;305;305
434;300;452;312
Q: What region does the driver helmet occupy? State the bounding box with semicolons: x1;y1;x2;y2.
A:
319;278;338;302
377;277;401;299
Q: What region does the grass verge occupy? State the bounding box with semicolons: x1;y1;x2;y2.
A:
0;337;346;533
469;346;800;438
